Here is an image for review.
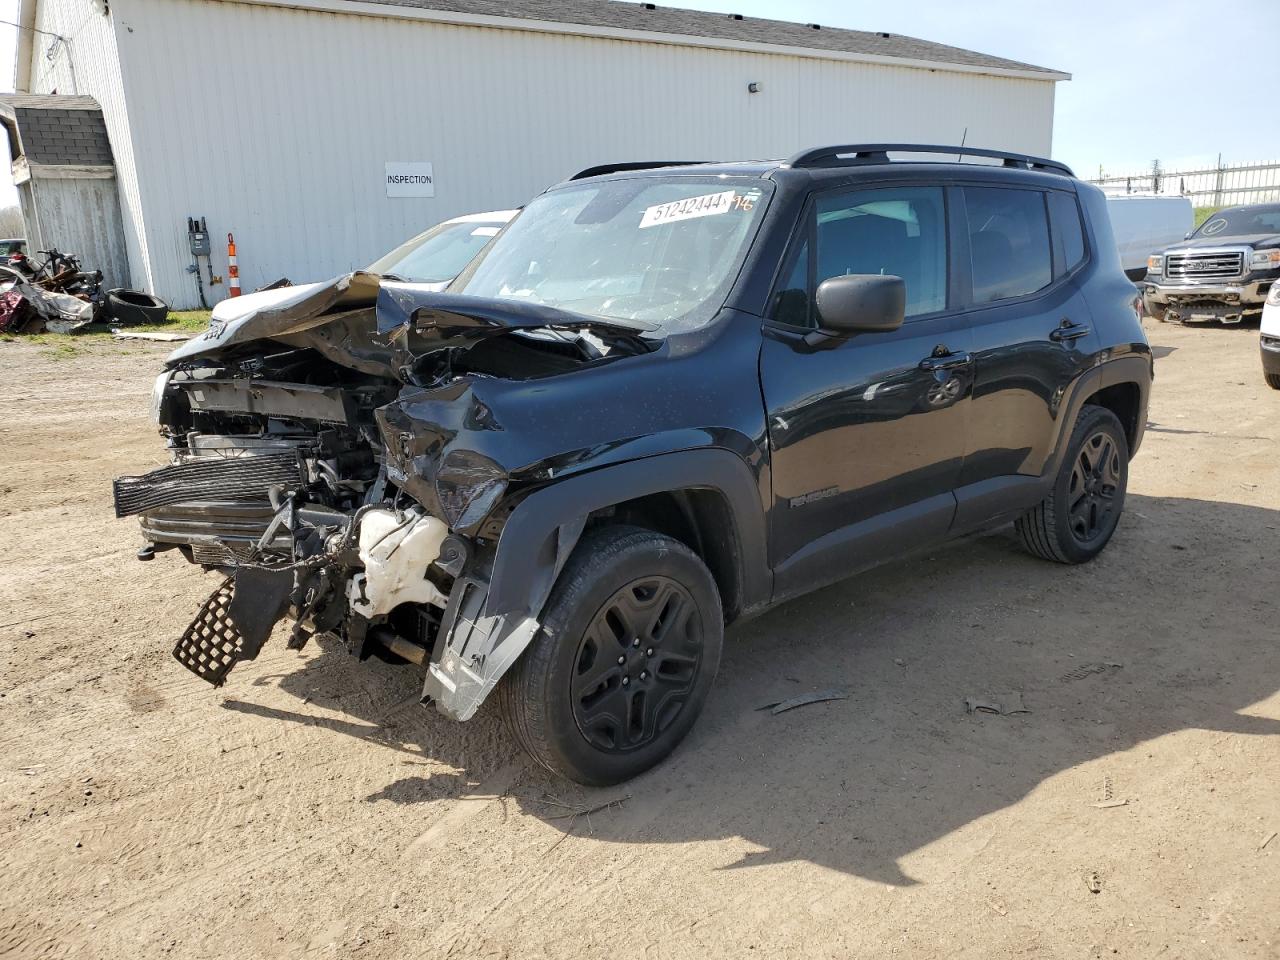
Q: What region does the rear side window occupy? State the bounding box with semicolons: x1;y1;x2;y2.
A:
1047;191;1086;277
964;187;1053;304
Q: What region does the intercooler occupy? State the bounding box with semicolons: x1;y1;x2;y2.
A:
113;452;303;518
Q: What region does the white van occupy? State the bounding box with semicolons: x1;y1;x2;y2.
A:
1104;195;1194;280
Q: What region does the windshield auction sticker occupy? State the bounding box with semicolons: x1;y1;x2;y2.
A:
639;189;738;229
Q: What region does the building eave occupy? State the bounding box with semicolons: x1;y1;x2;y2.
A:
229;0;1072;83
14;0;37;93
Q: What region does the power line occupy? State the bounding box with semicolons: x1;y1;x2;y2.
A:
0;18;69;42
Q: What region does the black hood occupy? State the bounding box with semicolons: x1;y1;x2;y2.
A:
1166;233;1280;252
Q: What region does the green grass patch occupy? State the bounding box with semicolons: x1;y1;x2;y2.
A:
41;342;81;360
2;309;212;347
1193;206;1223;229
129;309;212;334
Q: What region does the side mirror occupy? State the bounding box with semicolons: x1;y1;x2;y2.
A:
1184;232;1192;239
814;274;906;334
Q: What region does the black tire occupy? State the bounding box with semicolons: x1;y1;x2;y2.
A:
1266;373;1280;390
1016;405;1129;564
104;288;168;325
498;525;723;785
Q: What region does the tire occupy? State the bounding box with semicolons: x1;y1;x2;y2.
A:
498;525;723;785
105;288;168;326
1015;405;1129;564
1144;298;1168;323
1266;373;1280;390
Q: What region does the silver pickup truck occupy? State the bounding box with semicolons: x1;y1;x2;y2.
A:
1142;202;1280;323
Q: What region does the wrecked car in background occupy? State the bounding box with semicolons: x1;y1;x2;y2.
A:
116;147;1151;785
1142;202;1280;324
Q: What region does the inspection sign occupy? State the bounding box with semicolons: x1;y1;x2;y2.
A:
385;162;435;198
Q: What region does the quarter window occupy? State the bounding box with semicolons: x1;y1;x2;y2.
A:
771;239;810;327
964;187;1053;304
1047;190;1086;277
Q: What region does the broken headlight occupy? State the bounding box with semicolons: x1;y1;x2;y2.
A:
434;450;507;530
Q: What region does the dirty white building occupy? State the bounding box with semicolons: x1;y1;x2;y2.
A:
10;0;1068;308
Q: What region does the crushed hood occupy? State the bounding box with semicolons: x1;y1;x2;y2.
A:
165;273;653;379
166;271;414;370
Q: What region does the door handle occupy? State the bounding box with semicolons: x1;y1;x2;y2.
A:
919;350;972;372
1049;319;1092;342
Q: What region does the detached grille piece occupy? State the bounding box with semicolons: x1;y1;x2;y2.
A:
1166;251;1244;280
172;577;246;687
113;452;302;518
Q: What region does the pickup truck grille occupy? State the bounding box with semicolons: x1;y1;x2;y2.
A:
1166;250;1244;280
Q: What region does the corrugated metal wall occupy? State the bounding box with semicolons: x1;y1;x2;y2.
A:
27;0;148;290
36;0;1058;308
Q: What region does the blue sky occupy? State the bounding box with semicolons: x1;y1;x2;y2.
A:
1;0;1277;208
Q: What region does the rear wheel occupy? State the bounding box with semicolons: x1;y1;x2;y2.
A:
1016;405;1129;564
498;525;723;785
1266;373;1280;390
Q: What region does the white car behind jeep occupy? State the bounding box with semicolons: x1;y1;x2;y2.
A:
1261;282;1280;389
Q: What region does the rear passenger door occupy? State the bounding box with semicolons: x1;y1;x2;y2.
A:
952;184;1101;530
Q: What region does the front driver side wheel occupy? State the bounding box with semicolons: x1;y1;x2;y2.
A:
1016;405;1130;564
498;525;723;785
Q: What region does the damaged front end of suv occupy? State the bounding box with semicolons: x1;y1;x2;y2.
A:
115;269;656;720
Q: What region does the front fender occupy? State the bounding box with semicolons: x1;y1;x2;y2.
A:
489;447;770;618
422;448;770;720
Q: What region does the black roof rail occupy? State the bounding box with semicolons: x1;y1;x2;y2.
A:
569;160;707;180
784;143;1074;178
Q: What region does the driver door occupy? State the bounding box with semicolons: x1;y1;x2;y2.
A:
760;184;971;600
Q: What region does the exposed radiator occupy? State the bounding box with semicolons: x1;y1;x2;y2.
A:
113;452;302;518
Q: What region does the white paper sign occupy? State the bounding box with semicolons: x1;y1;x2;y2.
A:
385;162;435;198
639;189;736;229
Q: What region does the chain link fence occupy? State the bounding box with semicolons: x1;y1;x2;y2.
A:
1088;157;1280;207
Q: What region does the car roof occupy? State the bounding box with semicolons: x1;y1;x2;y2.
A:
564;159;1075;193
562;146;1078;191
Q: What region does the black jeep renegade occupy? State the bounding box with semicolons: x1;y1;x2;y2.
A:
117;144;1151;785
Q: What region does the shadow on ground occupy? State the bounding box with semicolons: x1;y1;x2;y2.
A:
223;493;1280;884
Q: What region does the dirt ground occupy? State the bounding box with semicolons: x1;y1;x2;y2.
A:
1;319;1277;960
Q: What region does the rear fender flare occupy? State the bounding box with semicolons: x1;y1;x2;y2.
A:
1046;356;1150;479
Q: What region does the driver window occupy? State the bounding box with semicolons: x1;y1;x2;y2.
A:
814;186;947;320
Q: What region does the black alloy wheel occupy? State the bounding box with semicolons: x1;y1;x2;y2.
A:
499;525;723;785
570;575;704;753
1067;429;1123;545
1016;405;1129;564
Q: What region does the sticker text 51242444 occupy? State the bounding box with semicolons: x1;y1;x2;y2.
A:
639;190;740;229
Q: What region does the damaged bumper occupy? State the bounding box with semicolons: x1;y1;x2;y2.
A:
1141;277;1274;322
163;498;558;722
116;278;647;720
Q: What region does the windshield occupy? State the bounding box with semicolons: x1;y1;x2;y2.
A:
1194;204;1280;239
454;177;772;333
367;219;507;282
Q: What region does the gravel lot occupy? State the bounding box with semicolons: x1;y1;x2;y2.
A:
1;318;1277;959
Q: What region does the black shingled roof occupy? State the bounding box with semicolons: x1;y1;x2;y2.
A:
359;0;1065;77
